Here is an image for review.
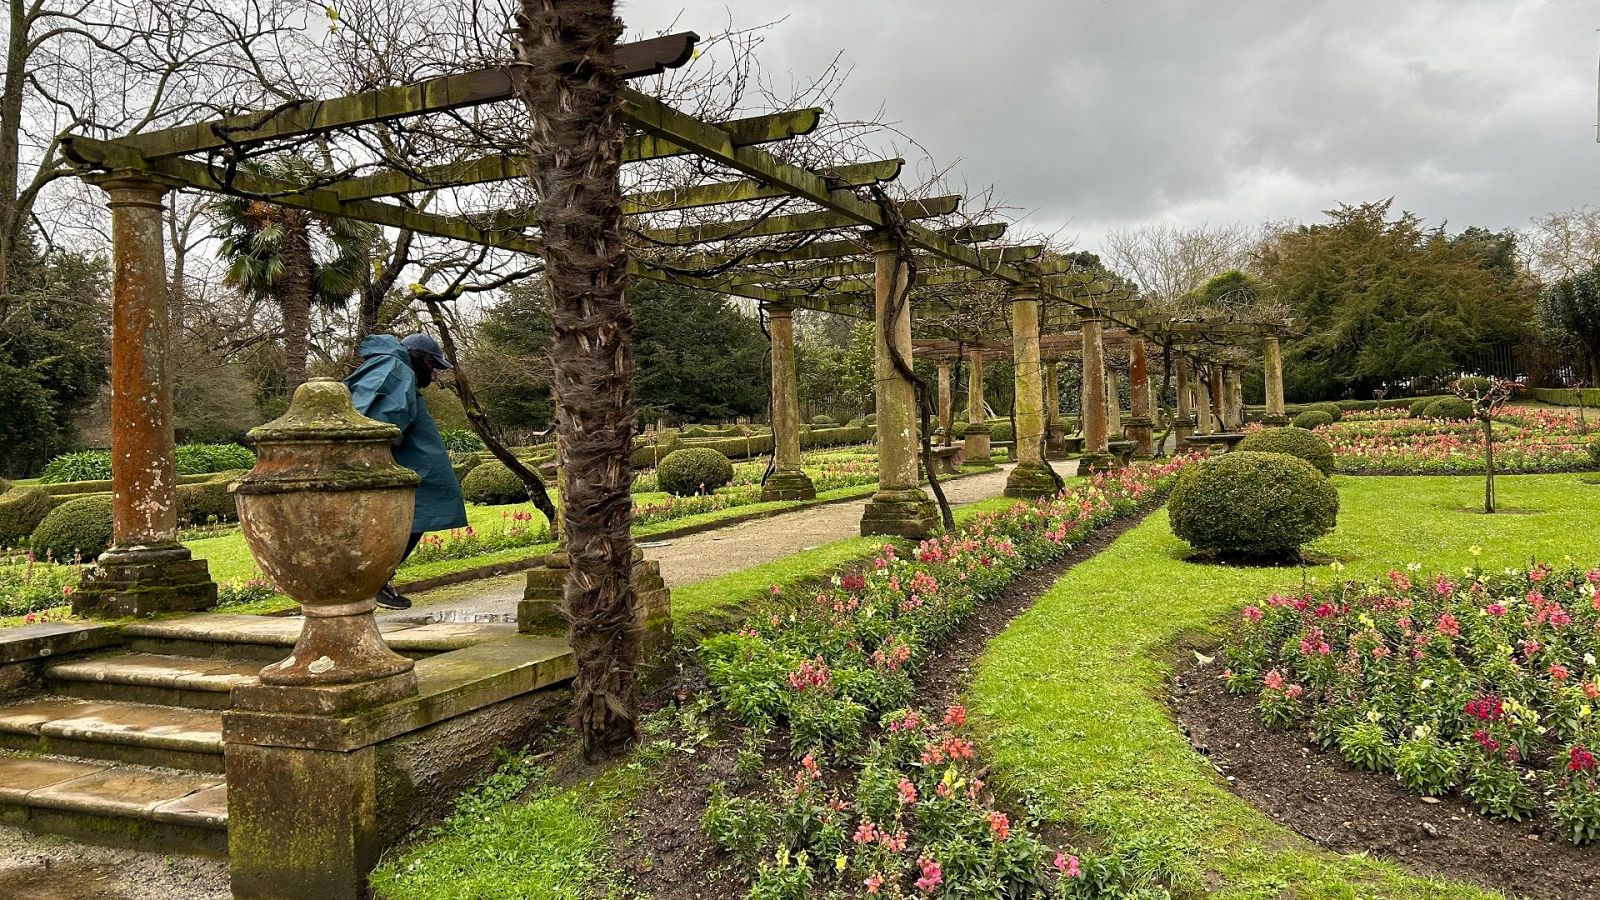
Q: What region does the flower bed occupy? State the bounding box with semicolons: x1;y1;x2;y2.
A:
0;555;79;617
697;458;1191;897
1221;561;1600;844
1283;410;1597;475
406;510;550;565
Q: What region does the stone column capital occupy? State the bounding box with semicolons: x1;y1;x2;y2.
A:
85;169;184;205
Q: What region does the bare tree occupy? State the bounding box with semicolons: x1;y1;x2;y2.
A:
1101;222;1258;305
1523;207;1600;281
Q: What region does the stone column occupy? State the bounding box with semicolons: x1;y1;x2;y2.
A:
73;173;215;617
1175;357;1195;444
1209;366;1227;432
1005;287;1056;497
1127;337;1155;458
1077;310;1114;473
1106;367;1124;437
761;305;816;501
1225;366;1245;430
936;361;953;443
1263;334;1288;425
860;233;936;538
963;348;992;465
1043;361;1067;458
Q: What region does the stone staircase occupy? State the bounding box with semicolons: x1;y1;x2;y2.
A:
0;614;520;857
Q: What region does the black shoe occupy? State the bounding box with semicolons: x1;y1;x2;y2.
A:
376;584;412;611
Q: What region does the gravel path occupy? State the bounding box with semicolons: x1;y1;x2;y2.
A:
388;461;1064;621
0;829;229;900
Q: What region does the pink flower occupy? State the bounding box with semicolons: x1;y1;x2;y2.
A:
914;857;943;894
853;820;879;845
943;705;966;727
864;875;884;894
1551;664;1570;681
1242;605;1263;622
1053;852;1081;878
1263;669;1285;691
897;776;918;805
987;810;1010;840
1485;602;1506;617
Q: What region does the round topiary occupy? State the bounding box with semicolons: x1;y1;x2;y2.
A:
30;494;115;562
1422;397;1474;420
460;461;530;505
810;415;836;426
950;420;968;439
0;487;54;549
1235;426;1335;475
989;420;1015;443
1168;451;1339;560
655;447;734;496
863;414;877;426
1454;376;1494;395
1408;398;1432;418
1292;410;1333;430
1307;402;1342;422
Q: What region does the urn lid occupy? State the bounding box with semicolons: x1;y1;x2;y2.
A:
249;378;402;445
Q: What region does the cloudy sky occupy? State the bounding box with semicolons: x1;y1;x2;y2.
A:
624;1;1598;257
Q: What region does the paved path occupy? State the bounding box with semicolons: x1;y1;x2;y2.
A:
390;460;1075;622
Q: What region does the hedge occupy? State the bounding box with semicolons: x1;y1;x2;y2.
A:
176;471;245;526
30;495;116;562
1529;388;1600;408
0;487;53;549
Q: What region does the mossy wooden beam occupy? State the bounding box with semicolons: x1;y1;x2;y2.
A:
718;245;1044;285
623;159;901;214
658;223;1009;270
107;34;697;160
334;108;824;201
62;136;538;254
634;195;960;246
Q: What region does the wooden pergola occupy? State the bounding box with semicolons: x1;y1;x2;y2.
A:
58;28;1289;604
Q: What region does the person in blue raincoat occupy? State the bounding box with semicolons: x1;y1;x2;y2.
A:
344;332;469;610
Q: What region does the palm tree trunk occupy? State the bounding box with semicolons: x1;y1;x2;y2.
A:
280;228;315;395
513;0;638;757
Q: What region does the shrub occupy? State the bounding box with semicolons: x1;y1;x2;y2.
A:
177;474;241;526
1167;451;1338;560
1455;375;1495;395
1409;398;1432;418
438;428;486;452
0;487;53;548
460;461;528;506
39;450;111;484
1291;410;1333;430
988;420;1015;443
949;420;968;438
863;414;877;426
1589;436;1600;467
1422;397;1474;420
809;415;835;426
30;495;115;562
656;447;734;496
1235;427;1335;475
173;443;255;475
1307;402;1342;422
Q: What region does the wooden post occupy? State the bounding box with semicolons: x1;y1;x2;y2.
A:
73;172;216;617
1127;337;1154;458
860;232;936;538
1077;309;1114;473
762;305;816;500
1005;287;1056;497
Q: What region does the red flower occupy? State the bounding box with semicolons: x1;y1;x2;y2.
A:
1569;746;1596;774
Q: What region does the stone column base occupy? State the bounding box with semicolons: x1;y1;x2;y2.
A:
1004;461;1060;498
963;424;992;465
72;544;217;618
1076;451;1119;475
1126;417;1155;459
1175;423;1195;445
860;489;939;539
520;550;673;688
760;470;816;502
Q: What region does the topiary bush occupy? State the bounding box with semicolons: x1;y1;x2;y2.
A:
30;494;115;562
1307;402;1342;422
176;472;243;526
864;414;877;426
988;420;1015;443
950;420;968;439
1454;376;1495;395
655;447;734;496
1168;451;1339;560
1292;410;1333;430
0;487;54;549
809;415;836;426
461;460;528;506
1422;397;1474;420
1235;427;1335;475
1409;398;1432;418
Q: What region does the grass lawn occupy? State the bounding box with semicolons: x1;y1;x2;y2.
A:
968;473;1600;899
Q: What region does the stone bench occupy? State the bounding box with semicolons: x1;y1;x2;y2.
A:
1107;439;1136;466
1182;432;1247;452
991;440;1017;462
927;444;964;475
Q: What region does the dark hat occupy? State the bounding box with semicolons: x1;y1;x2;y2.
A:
401;333;452;370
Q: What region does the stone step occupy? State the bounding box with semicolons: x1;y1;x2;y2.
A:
0;697;224;772
46;652;263;710
0;752;227;855
124;613;518;662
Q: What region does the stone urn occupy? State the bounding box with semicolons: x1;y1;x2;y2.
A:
231;378;421;711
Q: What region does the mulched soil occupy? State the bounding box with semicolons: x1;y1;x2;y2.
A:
1172;653;1600;900
601;499;1169;900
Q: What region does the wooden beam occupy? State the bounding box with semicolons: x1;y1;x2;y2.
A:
624;159;902;215
719;246;1044;285
61;136;538;254
335;108;825;201
634;195;961;247
107;34;699;160
660;223;1009;269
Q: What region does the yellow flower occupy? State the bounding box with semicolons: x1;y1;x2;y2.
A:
1469;545;1482;557
836;854;847;873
